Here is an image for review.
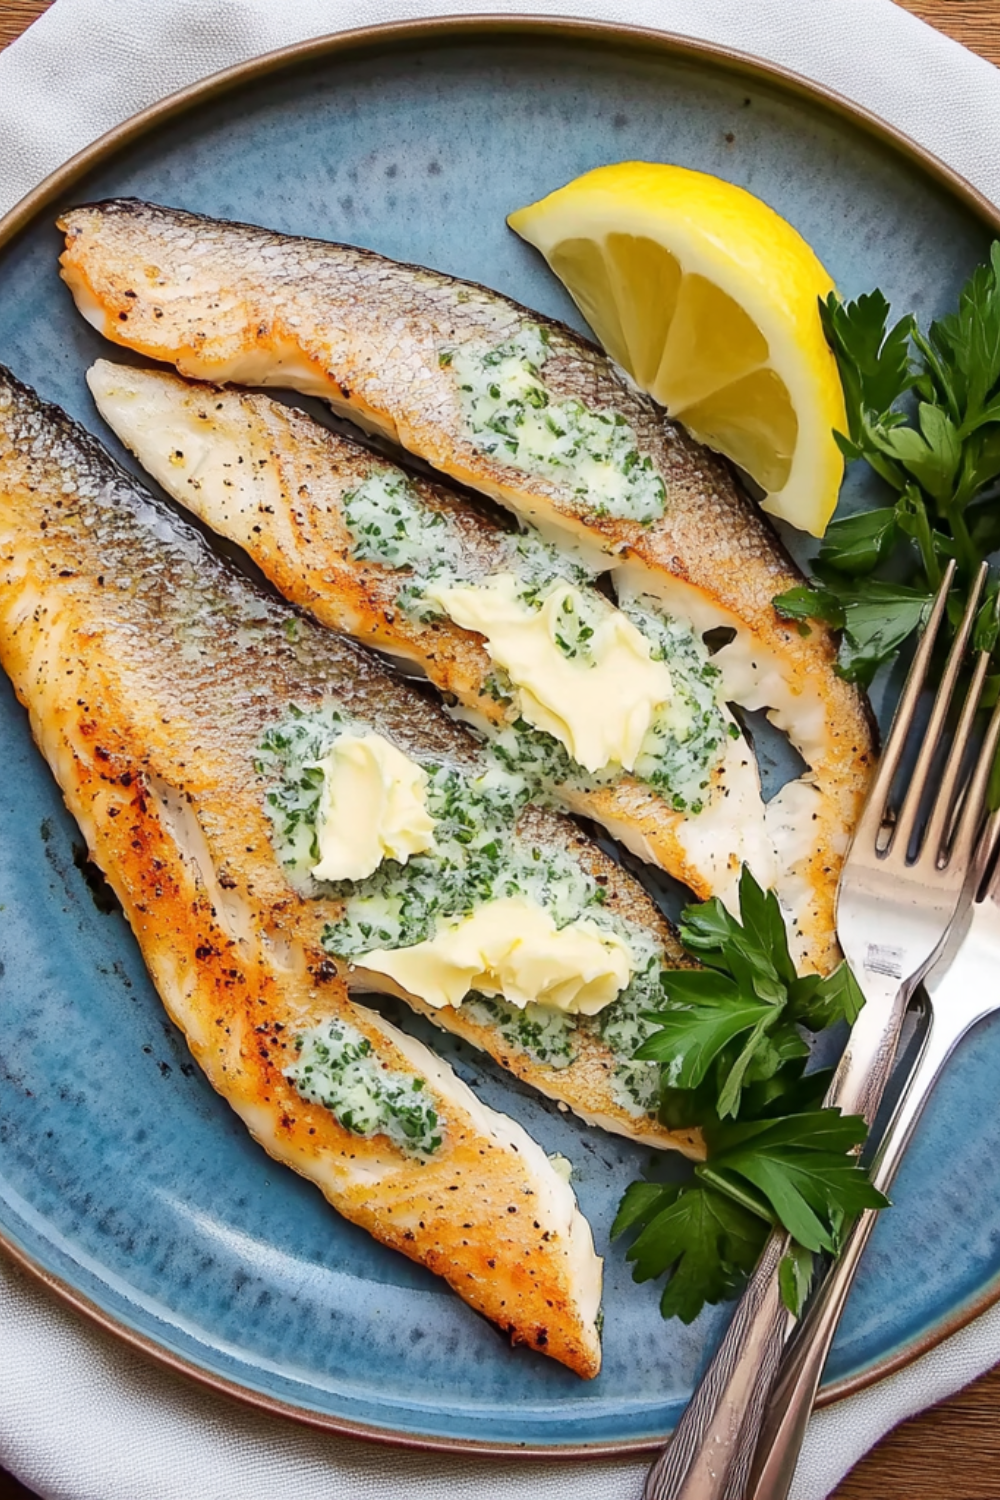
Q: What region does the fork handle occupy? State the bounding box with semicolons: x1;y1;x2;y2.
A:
642;973;911;1500
824;968;916;1121
744;1009;961;1500
642;1228;793;1500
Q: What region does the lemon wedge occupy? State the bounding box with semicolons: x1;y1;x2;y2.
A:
508;162;848;536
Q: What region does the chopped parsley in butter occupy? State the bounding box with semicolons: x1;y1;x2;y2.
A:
598;953;666;1113
337;463;729;810
425;573;673;773
341;467;463;575
286;1017;444;1156
359;895;633;1015
341;464;593;627
258;705;663;1110
257;706;602;949
311;732;435;882
462;993;577;1069
446;325;666;523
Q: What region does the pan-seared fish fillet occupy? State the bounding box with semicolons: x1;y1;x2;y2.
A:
0;364;606;1375
0;367;704;1163
58;201;875;973
88;360;772;909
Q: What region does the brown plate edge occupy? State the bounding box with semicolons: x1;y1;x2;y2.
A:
2;10;1000;1458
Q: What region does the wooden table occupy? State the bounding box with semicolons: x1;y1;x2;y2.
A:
0;2;999;1497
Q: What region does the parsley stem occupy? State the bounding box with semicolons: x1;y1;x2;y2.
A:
694;1163;776;1226
906;486;943;589
946;502;981;581
911;328;962;426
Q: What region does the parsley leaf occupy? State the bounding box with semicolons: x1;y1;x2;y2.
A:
777;250;1000;683
612;1181;768;1324
779;1243;816;1318
834;581;935;687
772;584;845;632
638;868;862;1119
615;867;884;1323
700;1111;889;1253
635;979;775;1087
776;559;935;687
925;243;1000;426
817;507;899;577
613;1105;888;1319
787;962;865;1031
820;289;916;433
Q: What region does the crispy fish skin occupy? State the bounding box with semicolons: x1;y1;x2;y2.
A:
0;366;704;1158
86;360;770;905
0;362;703;1164
58;200;876;972
0;364;605;1376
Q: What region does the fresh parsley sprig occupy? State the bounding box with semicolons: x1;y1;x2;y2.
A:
773;249;1000;684
612;869;887;1323
612;1175;765;1324
612;1109;882;1323
636;868;864;1122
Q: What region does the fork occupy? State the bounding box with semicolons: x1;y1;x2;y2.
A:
643;560;1000;1500
744;801;1000;1500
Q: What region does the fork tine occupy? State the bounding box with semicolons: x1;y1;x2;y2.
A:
978;806;1000;898
895;561;989;857
853;560;956;850
921;639;992;862
946;689;1000;874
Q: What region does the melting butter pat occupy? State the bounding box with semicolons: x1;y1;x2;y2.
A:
425;574;672;772
359;895;633;1015
312;732;435;882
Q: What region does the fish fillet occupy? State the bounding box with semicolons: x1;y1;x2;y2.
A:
58;200;876;973
0;362;701;1163
87;359;773;910
0;363;609;1375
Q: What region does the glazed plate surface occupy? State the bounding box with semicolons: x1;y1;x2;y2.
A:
2;19;1000;1453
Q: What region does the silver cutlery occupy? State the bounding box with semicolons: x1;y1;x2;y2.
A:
745;799;1000;1500
643;561;1000;1500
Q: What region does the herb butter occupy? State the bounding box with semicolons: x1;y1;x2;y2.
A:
426;574;673;773
259;706;662;1107
286;1016;444;1157
359;895;633;1015
446;326;667;523
342;467;462;575
311;732;435;882
462;993;577;1069
599;954;667;1113
337;463;729;808
257;706;603;948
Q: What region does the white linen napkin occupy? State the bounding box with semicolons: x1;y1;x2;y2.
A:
2;3;999;1497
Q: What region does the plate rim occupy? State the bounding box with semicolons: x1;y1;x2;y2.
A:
3;10;999;1457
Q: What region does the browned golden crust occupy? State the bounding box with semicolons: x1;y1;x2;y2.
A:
87;369;759;902
0;363;702;1151
0;364;609;1377
58;200;876;971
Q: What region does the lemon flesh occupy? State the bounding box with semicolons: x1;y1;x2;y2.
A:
508;163;847;537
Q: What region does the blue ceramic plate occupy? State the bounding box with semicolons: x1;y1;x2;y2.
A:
2;18;1000;1455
